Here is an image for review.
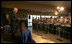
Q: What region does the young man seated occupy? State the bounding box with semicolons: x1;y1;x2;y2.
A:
20;22;35;43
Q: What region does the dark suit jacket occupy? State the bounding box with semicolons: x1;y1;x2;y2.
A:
9;11;18;26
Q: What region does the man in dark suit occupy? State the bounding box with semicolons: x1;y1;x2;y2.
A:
9;8;19;39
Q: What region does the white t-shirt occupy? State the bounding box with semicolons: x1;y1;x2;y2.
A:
60;18;63;23
64;19;68;23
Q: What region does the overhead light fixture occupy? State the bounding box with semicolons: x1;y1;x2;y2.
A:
60;7;64;11
57;6;60;9
55;11;58;15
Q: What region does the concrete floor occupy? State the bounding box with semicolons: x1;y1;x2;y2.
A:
32;29;71;43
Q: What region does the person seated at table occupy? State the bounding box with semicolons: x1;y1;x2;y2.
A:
45;18;49;34
59;17;63;24
56;16;61;24
49;17;52;24
48;18;50;24
20;22;35;43
65;17;68;24
32;18;34;23
62;17;68;25
39;18;42;29
41;18;45;31
53;18;57;33
35;18;38;30
32;18;35;29
54;18;57;24
36;18;40;30
48;17;54;33
43;18;46;31
37;18;40;30
68;16;71;25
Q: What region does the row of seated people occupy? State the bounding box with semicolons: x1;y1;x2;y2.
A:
32;16;71;39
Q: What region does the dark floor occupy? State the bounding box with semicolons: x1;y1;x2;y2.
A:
1;29;20;43
1;29;71;43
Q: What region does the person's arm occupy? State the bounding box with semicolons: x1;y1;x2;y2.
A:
9;12;15;22
17;14;20;20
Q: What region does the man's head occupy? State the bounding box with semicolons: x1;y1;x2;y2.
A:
13;8;18;13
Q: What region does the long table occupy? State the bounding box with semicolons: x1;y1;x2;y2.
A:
33;22;71;39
